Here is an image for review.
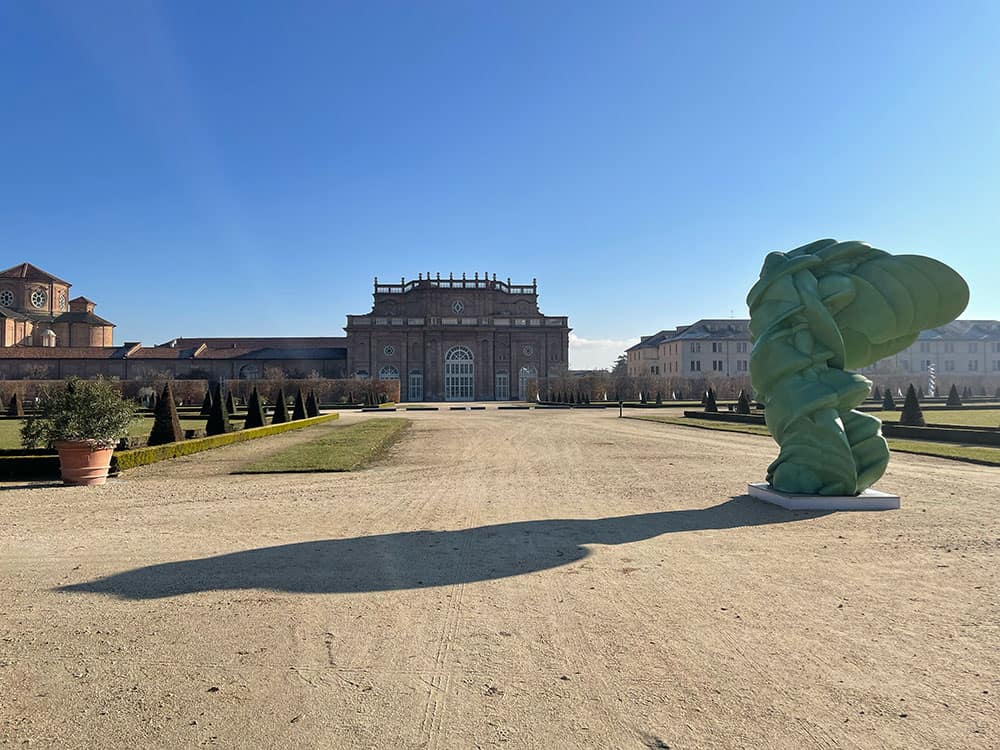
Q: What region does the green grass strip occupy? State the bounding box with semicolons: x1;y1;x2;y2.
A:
233;417;410;474
114;414;339;472
627;415;1000;467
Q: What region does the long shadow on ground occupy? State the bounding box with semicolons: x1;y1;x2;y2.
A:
58;495;828;599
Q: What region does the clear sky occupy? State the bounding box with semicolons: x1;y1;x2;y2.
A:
2;2;998;369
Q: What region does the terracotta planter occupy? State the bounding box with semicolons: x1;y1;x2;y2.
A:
54;440;115;486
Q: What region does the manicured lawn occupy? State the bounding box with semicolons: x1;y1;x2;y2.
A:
867;408;1000;427
233;418;410;473
629;414;1000;467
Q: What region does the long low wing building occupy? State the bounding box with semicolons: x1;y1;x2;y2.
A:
628;317;1000;389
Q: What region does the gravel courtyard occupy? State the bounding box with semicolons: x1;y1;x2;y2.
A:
1;409;997;749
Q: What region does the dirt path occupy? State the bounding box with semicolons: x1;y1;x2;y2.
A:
1;409;997;749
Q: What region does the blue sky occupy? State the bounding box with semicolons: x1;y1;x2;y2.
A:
2;2;998;369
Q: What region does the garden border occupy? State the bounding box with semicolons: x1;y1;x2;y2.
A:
0;414;339;481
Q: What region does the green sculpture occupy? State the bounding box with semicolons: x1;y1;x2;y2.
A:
747;239;968;496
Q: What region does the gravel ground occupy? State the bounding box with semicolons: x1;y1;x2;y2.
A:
1;409;997;749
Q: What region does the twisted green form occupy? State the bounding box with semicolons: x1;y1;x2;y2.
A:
747;239;968;496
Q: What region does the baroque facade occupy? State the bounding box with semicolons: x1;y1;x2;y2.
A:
345;274;570;401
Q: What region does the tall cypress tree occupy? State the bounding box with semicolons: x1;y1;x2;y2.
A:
704;387;718;413
244;386;266;429
306;390;320;417
292;389;308;420
200;389;213;416
7;392;24;417
882;389;896;410
899;384;926;426
226;389;237;416
736;389;752;414
205;384;231;436
271;388;289;424
946;384;962;407
148;382;185;446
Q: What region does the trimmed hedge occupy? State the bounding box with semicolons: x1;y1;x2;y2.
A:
0;451;61;481
112;413;339;472
0;414;340;480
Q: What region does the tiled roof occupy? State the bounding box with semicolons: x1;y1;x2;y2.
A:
158;336;348;349
0;263;71;285
0;346;127;359
916;320;1000;340
625;329;677;352
128;345;347;360
666;319;751;341
52;311;116;327
127;347;199;359
0;305;29;321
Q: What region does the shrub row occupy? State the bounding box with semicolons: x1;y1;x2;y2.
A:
112;413;339;472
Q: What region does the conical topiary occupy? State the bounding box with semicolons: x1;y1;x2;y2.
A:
205;384;231;436
148;382;185;446
917;386;924;400
736;389;752;414
226;389;236;415
244;386;266;429
704;387;718;413
655;391;662;405
962;385;972;399
899;384;926;426
871;385;882;401
200;390;213;416
882;389;896;410
271;388;289;424
306;390;320;418
7;392;24;417
292;388;306;422
946;384;962;407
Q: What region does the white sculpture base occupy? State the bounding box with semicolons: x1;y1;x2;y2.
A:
748;483;900;511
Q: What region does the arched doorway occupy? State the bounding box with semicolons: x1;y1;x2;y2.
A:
445;346;474;401
518;366;537;401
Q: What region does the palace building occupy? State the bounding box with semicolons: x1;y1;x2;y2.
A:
345;274;570;401
0;264;571;401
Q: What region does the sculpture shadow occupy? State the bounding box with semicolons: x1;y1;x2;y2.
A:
58;496;829;600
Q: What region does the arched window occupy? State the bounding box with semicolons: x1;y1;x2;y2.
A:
239;364;260;379
445;346;474;401
378;365;400;380
518;366;537;401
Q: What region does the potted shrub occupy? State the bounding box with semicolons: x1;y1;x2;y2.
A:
20;377;138;486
